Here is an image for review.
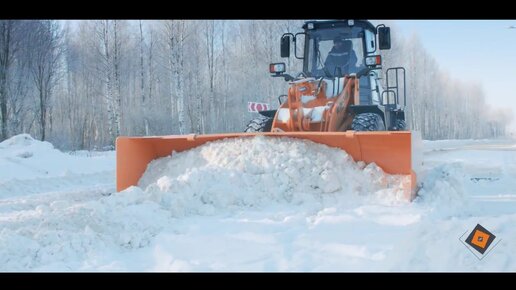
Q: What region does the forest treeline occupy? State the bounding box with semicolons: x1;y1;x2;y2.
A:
0;20;511;150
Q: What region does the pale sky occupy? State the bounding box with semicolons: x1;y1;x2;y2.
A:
390;20;516;132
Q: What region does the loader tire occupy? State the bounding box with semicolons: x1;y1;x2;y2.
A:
245;115;273;132
395;119;407;131
351;113;385;131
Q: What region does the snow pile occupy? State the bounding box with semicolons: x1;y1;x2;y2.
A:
0;134;53;161
415;163;468;217
138;136;410;216
0;186;171;271
0;190;164;271
0;134;115;198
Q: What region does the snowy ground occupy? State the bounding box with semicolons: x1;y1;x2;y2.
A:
0;134;515;271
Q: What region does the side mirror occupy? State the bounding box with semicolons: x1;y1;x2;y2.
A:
378;27;391;50
281;36;291;58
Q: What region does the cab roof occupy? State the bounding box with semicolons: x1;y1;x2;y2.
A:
302;20;376;32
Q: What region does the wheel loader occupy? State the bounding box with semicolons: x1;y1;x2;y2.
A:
116;20;421;200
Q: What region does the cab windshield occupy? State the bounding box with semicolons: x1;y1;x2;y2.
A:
305;26;366;78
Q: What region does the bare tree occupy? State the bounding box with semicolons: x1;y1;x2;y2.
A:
163;20;187;134
29;20;64;141
112;20;122;137
0;21;12;141
220;20;229;131
0;20;23;141
92;20;124;145
138;21;150;135
204;20;216;131
147;27;156;104
205;20;215;93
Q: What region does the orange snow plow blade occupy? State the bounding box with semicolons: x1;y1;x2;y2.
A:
116;131;420;200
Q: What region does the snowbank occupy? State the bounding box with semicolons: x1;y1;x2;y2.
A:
0;134;114;185
138;136;410;216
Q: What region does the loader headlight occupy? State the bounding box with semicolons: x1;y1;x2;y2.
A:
269;63;286;74
365;55;382;67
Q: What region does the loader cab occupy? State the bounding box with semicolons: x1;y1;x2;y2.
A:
277;20;388;80
294;20;383;105
300;20;379;78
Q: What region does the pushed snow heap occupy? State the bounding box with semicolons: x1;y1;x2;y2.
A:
0;134;114;186
137;136;409;215
0;133;50;149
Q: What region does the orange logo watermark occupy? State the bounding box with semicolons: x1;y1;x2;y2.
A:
460;224;500;260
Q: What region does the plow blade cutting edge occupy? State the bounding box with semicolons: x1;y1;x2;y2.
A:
116;131;421;201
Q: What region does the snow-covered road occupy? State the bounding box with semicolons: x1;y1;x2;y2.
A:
0;134;515;271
